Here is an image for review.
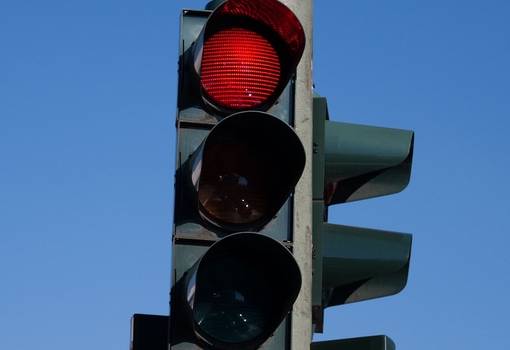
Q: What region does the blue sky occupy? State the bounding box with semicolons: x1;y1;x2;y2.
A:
1;1;509;349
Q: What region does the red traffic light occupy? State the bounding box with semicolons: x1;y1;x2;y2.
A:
201;27;281;110
192;0;306;114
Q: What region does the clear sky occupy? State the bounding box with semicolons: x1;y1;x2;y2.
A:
1;1;509;349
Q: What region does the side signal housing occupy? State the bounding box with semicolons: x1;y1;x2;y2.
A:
311;96;414;346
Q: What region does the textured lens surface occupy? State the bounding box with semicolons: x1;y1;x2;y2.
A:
198;142;268;226
193;256;267;344
201;27;281;110
191;233;302;345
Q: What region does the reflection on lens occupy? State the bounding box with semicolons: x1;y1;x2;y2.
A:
195;112;306;230
200;173;260;222
187;233;302;348
201;27;281;110
194;302;265;343
192;256;269;344
198;142;269;226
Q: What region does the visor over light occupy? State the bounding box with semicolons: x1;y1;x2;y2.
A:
193;0;306;114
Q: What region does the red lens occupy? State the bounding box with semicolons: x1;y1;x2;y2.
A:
200;27;281;110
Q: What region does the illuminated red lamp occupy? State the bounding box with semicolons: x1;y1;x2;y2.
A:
193;0;306;114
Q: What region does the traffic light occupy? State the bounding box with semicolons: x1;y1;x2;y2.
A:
129;1;415;349
311;96;414;347
130;314;168;350
169;1;307;349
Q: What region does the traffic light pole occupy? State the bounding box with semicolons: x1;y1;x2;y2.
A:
279;0;314;349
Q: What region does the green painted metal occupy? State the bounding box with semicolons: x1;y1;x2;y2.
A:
312;95;326;201
324;119;413;205
321;223;411;307
170;7;303;350
312;335;395;350
312;96;414;205
311;96;415;345
311;201;325;331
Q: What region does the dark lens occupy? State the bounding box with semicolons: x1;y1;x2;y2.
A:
196;113;306;230
198;141;269;226
187;233;302;347
193;254;271;343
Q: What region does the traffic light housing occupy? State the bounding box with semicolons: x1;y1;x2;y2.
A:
169;1;307;349
311;96;414;344
130;314;168;350
129;1;415;348
312;335;395;350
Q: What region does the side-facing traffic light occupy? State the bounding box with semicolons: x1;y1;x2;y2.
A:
169;1;307;349
311;96;414;346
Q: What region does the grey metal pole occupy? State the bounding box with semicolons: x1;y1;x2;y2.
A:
279;0;314;349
